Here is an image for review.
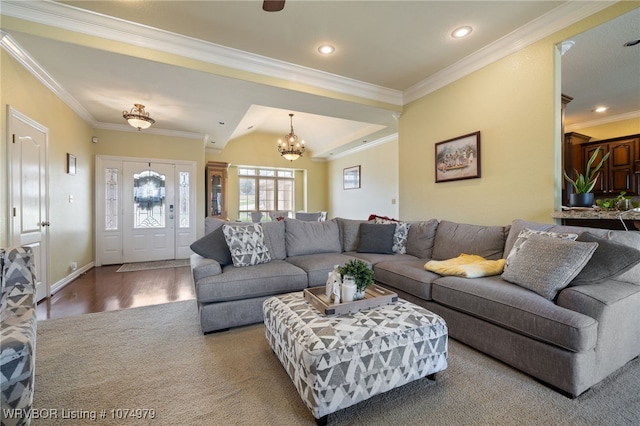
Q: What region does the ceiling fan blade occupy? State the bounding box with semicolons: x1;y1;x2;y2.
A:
263;0;285;12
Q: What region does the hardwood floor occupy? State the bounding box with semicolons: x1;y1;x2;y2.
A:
36;264;195;321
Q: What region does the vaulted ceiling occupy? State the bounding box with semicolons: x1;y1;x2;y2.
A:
1;1;636;159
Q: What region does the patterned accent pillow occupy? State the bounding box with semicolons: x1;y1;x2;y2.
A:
222;224;271;267
505;228;578;267
502;234;598;300
373;217;411;254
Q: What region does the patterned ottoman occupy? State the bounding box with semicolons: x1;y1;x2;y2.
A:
263;292;448;424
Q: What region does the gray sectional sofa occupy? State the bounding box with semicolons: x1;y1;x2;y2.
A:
190;216;640;397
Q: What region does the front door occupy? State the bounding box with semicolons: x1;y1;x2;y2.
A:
122;162;175;262
9;107;49;302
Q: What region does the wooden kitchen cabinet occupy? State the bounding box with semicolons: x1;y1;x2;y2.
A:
581;136;638;195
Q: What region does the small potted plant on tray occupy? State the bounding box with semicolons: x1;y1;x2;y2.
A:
564;146;609;207
339;259;374;300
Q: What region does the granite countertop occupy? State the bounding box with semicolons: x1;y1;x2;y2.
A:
552;208;640;220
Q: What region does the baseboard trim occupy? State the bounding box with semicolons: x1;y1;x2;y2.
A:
51;262;94;295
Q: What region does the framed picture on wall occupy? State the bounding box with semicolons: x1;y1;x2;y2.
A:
67;153;76;175
435;131;481;183
343;165;361;190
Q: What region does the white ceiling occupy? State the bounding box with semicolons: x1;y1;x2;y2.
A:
1;1;637;160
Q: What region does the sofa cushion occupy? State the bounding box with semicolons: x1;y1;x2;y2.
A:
357;223;395;254
432;220;507;260
348;252;417;266
336;218;368;252
502;235;598;300
505;228;578;267
425;254;506;278
405;219;439;259
261;220;287;260
374;259;441;300
606;230;640;285
431;275;598;352
286;253;362;287
190;226;233;266
223;224;272;267
569;232;640;286
285;218;342;256
195;260;308;303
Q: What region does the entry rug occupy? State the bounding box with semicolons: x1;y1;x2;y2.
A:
116;259;190;272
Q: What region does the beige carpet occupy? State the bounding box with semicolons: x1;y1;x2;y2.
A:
116;259;190;273
34;300;640;425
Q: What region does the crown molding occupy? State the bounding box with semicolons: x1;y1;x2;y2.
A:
325;133;398;161
2;30;207;139
1;0;402;106
565;110;640;133
1;31;95;125
403;1;615;104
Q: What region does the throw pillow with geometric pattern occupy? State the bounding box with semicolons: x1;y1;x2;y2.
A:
222;224;271;267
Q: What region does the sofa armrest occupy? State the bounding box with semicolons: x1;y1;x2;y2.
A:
190;254;222;282
557;280;640;369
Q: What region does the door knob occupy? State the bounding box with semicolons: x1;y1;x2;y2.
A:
40;221;50;227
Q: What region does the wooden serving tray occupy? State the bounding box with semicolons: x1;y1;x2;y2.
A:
303;284;398;316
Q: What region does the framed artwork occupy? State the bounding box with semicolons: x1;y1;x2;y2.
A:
435;131;481;183
343;165;361;190
67;153;76;175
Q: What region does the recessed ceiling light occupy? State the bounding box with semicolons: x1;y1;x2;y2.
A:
451;26;473;39
593;106;608;113
318;44;335;55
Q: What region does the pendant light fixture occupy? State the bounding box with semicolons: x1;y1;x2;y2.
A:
277;113;305;161
123;103;155;131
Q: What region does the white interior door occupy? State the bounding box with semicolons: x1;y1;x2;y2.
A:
122;162;175;262
8;107;49;302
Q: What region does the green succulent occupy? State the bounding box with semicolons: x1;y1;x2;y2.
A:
338;259;374;292
564;146;610;194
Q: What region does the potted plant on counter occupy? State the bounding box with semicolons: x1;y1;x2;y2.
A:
339;259;374;300
564;146;610;207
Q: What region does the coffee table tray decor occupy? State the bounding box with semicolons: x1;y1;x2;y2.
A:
303;284;397;316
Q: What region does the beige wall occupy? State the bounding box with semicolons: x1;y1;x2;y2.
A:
328;139;399;220
205;132;328;221
398;3;636;226
570;117;640;142
1;50;94;284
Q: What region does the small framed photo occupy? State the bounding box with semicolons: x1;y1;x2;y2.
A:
67;153;76;175
343;165;361;190
435;131;481;183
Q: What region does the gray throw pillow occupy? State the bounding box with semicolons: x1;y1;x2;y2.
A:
357;223;396;254
189;226;232;266
569;232;640;286
502;234;598;300
222;224;271;267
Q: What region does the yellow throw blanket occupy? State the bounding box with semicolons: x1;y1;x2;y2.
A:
425;254;506;278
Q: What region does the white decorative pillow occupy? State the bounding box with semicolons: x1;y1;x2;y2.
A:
505;228;578;267
502;234;598;300
373;217;411;254
222;224;271;267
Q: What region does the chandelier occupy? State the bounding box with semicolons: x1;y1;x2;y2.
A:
123;103;155;131
277;113;305;161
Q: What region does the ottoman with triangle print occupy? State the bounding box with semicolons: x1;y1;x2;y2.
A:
263;292;448;425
